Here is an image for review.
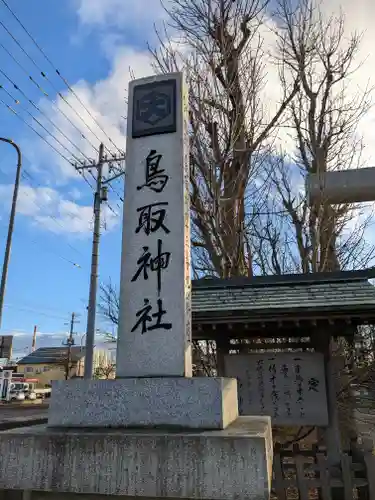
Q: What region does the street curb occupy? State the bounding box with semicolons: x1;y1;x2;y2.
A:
0;403;49;410
0;418;47;431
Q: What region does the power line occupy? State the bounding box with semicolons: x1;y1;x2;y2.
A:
0;13;125;197
0;38;48;96
1;87;84;164
5;298;74;316
0;82;94;163
78;170;96;191
107;181;124;203
3;304;70;320
0;0;123;155
105;203;119;217
0;10;124;264
0;9;122;157
0;96;74;165
0;34;105;153
0;95;95;191
19;233;82;269
0;57;99;156
76;155;123;222
0;73;97;189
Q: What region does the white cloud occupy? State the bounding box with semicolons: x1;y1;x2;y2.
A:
8;329;117;361
0;183;119;236
8;330;71;361
33;47;153;182
68;187;82;201
70;0;375;165
75;0;166;29
21;0;375;248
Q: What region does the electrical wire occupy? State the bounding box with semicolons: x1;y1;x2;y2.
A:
9;300;76;317
1;87;84;164
0;67;99;155
0;94;96;190
0;82;94;164
0;39;48;96
105;203;120;217
0;12;126;202
79;170;96;191
19;175;86;260
21;230;83;268
0;59;99;156
0;38;106;154
0;11;121;157
0;101;97;237
0;2;123;155
3;304;71;321
0;96;74;165
0;83;121;231
107;181;124;203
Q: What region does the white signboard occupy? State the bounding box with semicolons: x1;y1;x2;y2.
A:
0;370;12;401
224;353;329;426
116;73;192;378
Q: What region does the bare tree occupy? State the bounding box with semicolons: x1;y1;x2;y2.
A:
100;0;375;326
150;0;300;278
101;0;375;323
99;279;119;326
251;0;374;275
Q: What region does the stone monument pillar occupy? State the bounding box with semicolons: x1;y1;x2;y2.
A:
0;73;273;500
116;73;192;379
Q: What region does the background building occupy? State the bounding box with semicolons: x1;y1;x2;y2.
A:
16;346;114;385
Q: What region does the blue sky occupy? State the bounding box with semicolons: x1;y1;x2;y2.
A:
0;0;375;359
0;0;164;358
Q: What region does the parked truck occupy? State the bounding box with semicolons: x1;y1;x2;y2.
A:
3;375;51;402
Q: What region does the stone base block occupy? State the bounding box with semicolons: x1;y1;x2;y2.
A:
0;417;273;499
48;377;238;430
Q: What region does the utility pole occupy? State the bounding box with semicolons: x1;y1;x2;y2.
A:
74;143;125;379
31;325;37;352
0;138;22;330
63;312;79;380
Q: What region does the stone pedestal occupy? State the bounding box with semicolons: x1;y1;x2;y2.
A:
48;377;238;429
0;417;273;500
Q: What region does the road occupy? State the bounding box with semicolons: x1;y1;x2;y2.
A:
0;404;49;429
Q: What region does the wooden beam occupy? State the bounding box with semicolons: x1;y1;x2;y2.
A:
229;341;312;352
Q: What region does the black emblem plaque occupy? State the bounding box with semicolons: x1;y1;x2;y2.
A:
132;79;177;138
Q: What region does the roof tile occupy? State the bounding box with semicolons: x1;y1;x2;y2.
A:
18;346;85;365
192;280;375;312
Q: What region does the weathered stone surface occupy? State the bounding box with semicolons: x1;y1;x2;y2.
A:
48;377;238;430
116;72;192;379
225;352;329;426
0;417;272;500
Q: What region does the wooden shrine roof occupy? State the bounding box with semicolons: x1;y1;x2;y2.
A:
191;269;375;339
